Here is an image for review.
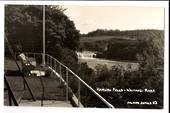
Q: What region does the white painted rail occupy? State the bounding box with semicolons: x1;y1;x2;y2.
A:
25;52;114;108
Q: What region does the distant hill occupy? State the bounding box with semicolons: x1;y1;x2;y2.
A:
80;29;163;50
80;36;135;43
79;29;164;61
81;29;163;38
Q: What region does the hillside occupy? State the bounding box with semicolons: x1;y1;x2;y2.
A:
80;36;135;43
81;29;163;37
79;29;164;61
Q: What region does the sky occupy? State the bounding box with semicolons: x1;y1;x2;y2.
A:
63;6;164;34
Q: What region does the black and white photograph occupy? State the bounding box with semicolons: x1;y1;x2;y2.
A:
0;1;169;113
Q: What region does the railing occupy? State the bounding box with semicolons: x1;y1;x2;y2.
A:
25;52;114;108
4;75;19;106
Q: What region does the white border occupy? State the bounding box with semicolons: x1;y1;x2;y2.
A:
0;1;168;7
0;1;169;113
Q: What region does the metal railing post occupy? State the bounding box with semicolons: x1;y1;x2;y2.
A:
33;53;36;60
59;64;62;83
54;61;56;71
47;55;49;66
48;55;50;66
66;69;68;101
50;56;53;68
49;56;50;66
54;61;56;78
78;79;80;107
47;55;49;65
49;56;50;67
59;64;61;76
50;57;53;68
40;77;44;107
8;91;12;106
23;80;26;90
49;56;51;67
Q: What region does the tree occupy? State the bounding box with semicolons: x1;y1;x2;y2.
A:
5;5;43;52
79;30;164;108
5;5;80;59
63;20;80;50
136;30;164;108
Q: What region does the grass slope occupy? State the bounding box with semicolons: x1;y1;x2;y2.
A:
80;36;135;43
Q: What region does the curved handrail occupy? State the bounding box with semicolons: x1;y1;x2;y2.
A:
25;52;114;108
4;75;19;106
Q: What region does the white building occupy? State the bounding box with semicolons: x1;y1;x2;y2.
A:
76;51;96;59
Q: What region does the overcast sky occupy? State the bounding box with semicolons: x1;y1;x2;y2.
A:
63;6;164;34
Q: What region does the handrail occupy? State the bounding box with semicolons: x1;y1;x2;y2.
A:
25;52;114;108
5;37;36;102
4;75;19;106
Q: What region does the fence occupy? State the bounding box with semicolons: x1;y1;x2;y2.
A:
25;52;114;108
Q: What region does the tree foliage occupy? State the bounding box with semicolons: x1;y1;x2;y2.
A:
5;5;80;60
105;41;139;61
79;30;164;108
82;29;162;38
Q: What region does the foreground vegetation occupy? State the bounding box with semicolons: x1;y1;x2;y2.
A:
78;29;164;108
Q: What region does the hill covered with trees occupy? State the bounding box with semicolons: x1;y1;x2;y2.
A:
80;29;163;61
81;29;163;38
